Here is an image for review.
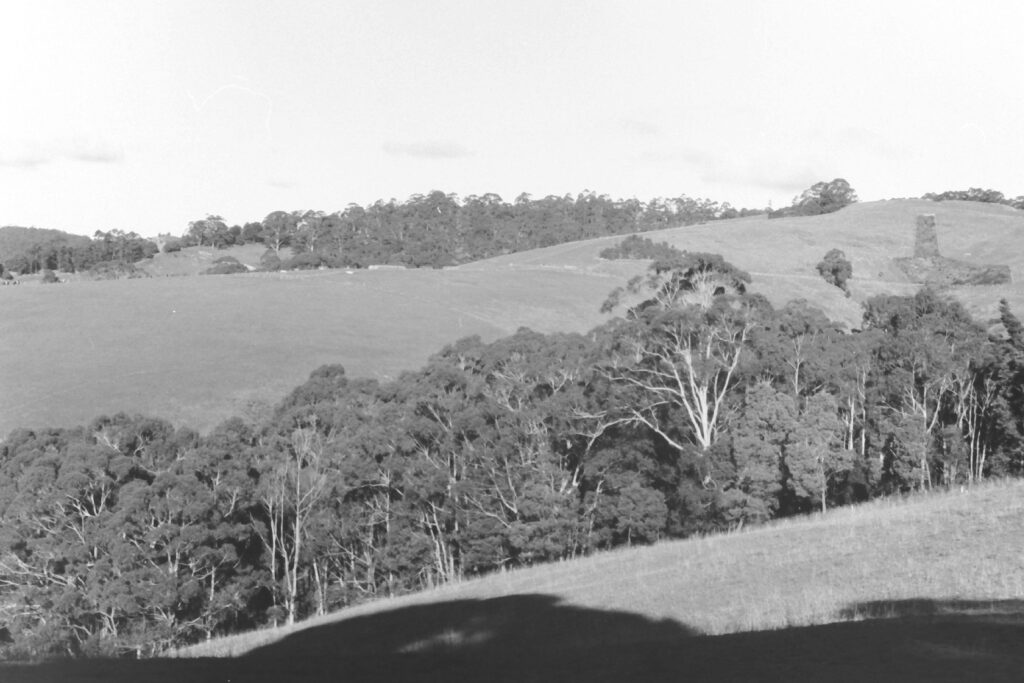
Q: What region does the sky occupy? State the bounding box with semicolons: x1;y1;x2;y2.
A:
2;0;1024;237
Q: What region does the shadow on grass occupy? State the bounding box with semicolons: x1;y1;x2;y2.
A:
3;595;1024;682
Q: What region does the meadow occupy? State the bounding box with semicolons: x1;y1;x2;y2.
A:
3;198;1023;438
0;263;633;435
5;481;1023;681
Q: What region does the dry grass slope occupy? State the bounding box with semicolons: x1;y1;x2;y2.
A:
178;479;1024;657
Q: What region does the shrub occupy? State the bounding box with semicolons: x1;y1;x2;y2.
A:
40;269;60;284
816;249;852;295
88;260;148;280
259;250;282;271
282;252;337;270
599;235;684;261
204;256;248;275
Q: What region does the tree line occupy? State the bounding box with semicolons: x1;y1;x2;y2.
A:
182;191;764;270
6;181;1024;279
2;250;1023;658
922;188;1024;208
0;191;761;277
0;228;157;277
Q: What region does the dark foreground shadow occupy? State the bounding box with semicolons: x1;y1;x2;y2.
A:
3;595;1024;682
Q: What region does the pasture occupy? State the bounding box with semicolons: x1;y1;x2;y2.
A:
0;265;632;436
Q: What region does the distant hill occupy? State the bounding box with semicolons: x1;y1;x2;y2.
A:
2;199;1023;437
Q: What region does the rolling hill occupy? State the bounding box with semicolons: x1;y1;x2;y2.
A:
6;480;1023;681
2;199;1022;438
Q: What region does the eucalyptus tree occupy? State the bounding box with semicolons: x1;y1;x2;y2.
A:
863;289;989;489
595;255;761;472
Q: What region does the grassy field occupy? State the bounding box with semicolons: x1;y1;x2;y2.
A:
0;265;631;435
2;199;1022;437
6;481;1022;681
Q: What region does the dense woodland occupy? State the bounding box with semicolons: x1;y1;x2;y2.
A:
0;227;156;278
3;246;1024;658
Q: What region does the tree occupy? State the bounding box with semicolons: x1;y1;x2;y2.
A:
252;421;334;626
602;252;751;315
863;289;988;489
260;211;297;255
716;381;796;525
186;216;230;248
795;179;858;216
786;392;854;512
773;179;858;218
291;211;330;255
596;261;759;463
816;248;853;295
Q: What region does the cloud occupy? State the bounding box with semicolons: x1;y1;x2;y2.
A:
839;127;908;161
0;147;50;169
66;140;124;164
652;146;821;195
0;136;124;168
706;165;820;194
619;118;661;137
382;140;472;159
631;146;717;166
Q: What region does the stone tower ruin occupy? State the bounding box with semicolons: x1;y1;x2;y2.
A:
895;212;1011;286
914;214;940;258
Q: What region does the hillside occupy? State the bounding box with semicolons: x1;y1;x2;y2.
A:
138;243;269;277
177;479;1024;651
460;198;1024;327
2;199;1022;437
8;482;1023;681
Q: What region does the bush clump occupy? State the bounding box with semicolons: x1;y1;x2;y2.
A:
162;238;184;253
599;235;684;261
816;248;853;295
259;250;282;271
204;256;249;275
281;252;339;270
88;261;148;280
